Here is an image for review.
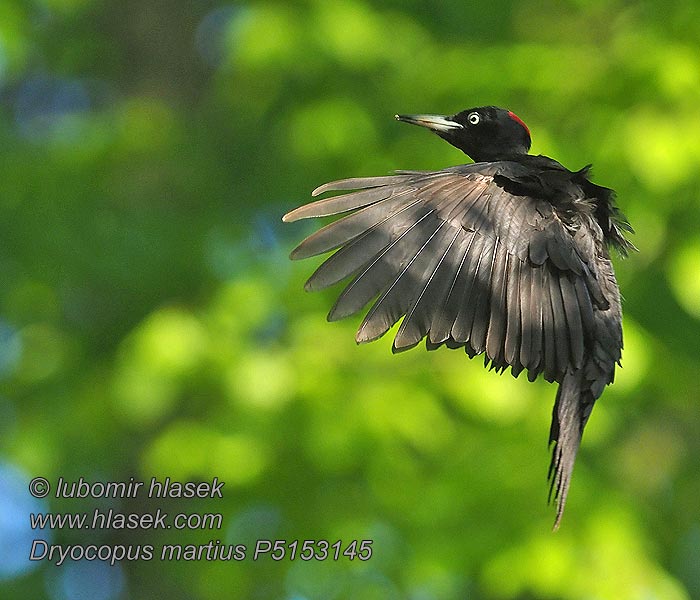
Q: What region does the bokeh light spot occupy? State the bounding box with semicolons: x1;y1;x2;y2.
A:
0;320;22;378
226;350;294;409
288;99;377;161
143;421;268;486
14;75;91;143
111;308;206;425
15;323;68;383
614;317;651;393
669;238;700;319
0;463;49;581
47;560;124;600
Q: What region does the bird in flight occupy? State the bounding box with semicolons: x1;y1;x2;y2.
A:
283;106;634;529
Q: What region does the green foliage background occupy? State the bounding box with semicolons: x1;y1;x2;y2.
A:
1;0;699;598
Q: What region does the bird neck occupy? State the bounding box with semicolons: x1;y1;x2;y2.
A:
469;148;529;162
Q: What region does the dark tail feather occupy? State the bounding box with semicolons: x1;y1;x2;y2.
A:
548;370;594;530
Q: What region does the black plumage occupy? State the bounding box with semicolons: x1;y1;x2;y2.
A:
283;106;635;529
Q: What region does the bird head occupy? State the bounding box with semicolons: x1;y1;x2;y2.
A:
396;106;531;162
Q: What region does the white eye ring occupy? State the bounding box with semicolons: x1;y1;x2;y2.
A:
468;112;480;125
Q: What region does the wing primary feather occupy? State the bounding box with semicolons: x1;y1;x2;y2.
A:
429;232;475;344
311;174;414;197
451;234;488;343
303;198;425;291
328;209;437;321
519;262;532;369
500;196;531;260
393;228;462;350
290;189;414;260
526;264;545;380
356;221;450;343
486;240;508;365
549;269;570;377
573;276;595;343
468;237;498;353
504;255;522;368
284;186;393;222
560;274;584;369
541;267;558;382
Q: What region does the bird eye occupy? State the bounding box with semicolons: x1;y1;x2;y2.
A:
468;112;480;125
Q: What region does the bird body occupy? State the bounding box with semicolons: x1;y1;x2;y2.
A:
283;106;634;528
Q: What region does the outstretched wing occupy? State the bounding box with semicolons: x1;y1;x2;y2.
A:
284;164;620;385
284;164;625;527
